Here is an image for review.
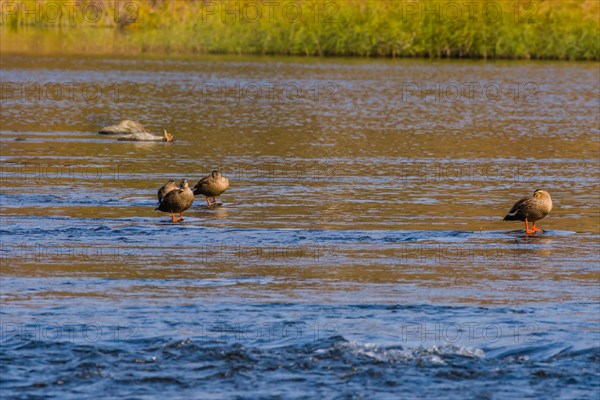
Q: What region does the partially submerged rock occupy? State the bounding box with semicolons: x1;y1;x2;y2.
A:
99;120;149;135
99;120;174;142
118;130;174;142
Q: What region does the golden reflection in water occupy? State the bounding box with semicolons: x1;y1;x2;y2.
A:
0;52;598;306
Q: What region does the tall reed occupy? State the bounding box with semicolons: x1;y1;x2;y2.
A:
1;0;598;59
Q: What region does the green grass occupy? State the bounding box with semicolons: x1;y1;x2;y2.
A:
1;0;598;60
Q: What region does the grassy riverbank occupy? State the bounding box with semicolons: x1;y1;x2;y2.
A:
1;0;598;59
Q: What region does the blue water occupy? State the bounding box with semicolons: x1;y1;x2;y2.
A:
1;301;599;399
1;54;599;398
1;214;598;398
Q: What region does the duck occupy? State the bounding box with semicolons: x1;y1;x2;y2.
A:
193;170;230;206
157;179;178;203
503;189;553;234
155;179;195;222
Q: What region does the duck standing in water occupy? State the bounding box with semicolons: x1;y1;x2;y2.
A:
193;170;230;206
157;179;178;203
156;179;195;222
503;189;553;234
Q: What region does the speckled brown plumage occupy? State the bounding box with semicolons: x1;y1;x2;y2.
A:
156;179;195;222
157;179;178;203
503;189;553;234
193;170;230;206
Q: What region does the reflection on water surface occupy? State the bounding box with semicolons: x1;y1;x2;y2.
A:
1;54;599;398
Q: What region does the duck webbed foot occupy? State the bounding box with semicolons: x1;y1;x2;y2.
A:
531;223;543;233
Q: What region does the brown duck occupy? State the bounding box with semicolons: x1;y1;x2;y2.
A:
155;179;195;222
503;189;553;234
157;179;178;203
193;170;230;206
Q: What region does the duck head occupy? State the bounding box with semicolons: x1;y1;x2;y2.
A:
533;189;551;200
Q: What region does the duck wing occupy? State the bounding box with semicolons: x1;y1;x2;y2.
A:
156;189;183;211
193;176;212;194
503;196;531;221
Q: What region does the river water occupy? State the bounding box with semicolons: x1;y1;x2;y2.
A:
1;53;599;399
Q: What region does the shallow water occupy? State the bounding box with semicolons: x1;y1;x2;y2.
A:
1;54;599;399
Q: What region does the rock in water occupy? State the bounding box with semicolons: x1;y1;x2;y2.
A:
99;120;149;135
118;130;174;142
99;121;174;142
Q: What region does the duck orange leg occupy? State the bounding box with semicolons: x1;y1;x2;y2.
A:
170;211;177;223
531;222;543;233
212;197;217;204
178;212;184;222
524;219;536;234
205;197;212;206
